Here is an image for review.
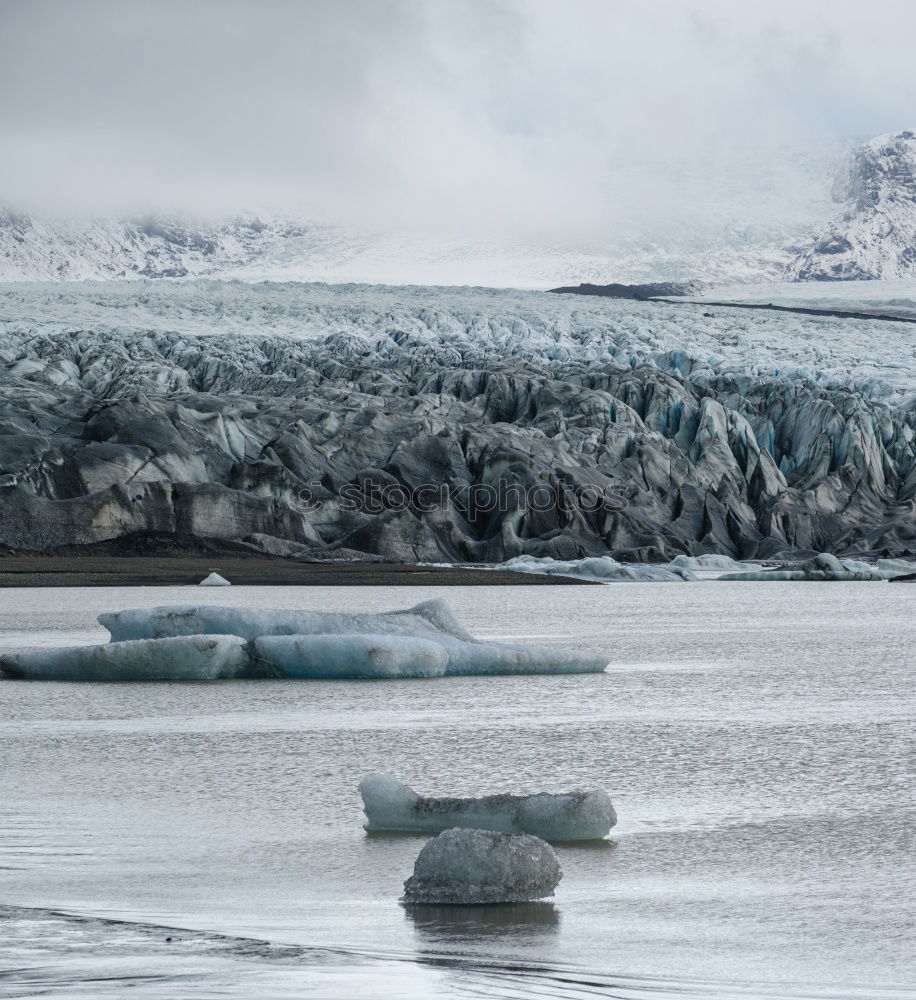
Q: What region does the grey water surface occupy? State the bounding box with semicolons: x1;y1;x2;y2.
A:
0;583;913;999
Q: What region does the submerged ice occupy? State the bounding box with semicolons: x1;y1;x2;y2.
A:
402;828;563;905
361;774;616;841
2;599;608;682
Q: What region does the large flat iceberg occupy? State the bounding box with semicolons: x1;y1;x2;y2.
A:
402;828;562;904
2;599;607;682
100;600;607;678
361;774;615;841
0;634;250;682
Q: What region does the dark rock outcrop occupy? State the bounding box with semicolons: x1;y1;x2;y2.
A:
548;281;703;299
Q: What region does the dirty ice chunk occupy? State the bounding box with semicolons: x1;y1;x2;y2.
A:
361;774;615;840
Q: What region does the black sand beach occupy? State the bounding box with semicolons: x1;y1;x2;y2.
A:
0;555;595;587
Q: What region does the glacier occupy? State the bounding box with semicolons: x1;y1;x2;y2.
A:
1;281;914;563
1;599;607;681
401;828;563;905
360;774;616;841
0;634;250;682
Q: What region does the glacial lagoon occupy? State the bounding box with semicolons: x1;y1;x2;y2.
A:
1;582;913;999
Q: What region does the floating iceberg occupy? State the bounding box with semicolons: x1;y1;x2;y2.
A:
0;634;250;682
360;774;615;841
255;634;449;679
720;552;886;582
494;554;695;583
199;572;231;587
1;600;607;682
100;600;608;678
402;828;562;904
876;558;916;576
667;553;766;573
100;599;473;643
495;553;779;582
847;558;916;580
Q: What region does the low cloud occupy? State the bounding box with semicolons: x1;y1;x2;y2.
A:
2;0;914;240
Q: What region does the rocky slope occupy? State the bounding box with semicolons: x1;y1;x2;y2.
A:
0;282;913;561
787;131;916;281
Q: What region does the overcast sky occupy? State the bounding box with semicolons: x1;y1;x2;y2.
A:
1;0;914;237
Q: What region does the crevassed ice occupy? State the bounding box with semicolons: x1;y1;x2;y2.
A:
361;774;616;841
402;828;562;905
0;635;250;682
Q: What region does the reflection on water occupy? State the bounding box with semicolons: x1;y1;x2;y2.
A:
405;901;560;944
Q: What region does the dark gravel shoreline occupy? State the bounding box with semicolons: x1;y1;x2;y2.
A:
0;556;596;587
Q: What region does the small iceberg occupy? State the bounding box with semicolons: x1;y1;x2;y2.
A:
402;828;562;904
361;774;615;841
2;600;608;682
0;634;250;682
199;572;231;587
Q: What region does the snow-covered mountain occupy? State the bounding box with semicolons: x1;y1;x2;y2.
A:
0;138;847;288
0;208;816;288
0;210;322;281
787;131;916;281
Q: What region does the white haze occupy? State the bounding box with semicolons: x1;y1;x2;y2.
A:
1;0;915;243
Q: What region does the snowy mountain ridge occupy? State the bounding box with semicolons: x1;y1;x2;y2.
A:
8;133;916;287
0;207;815;288
786;131;916;281
0;210;318;282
